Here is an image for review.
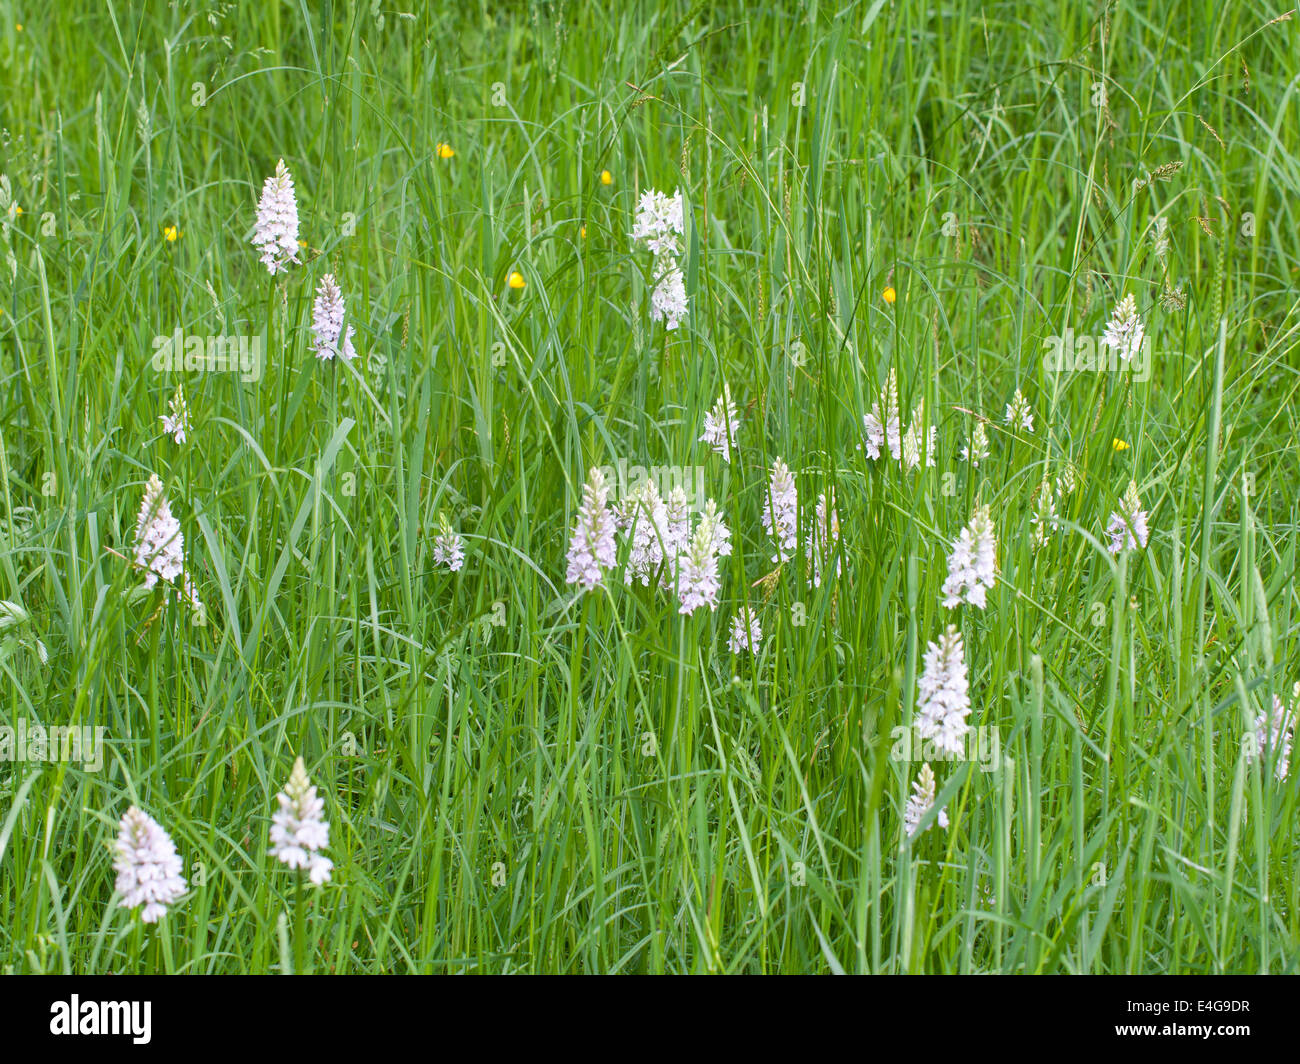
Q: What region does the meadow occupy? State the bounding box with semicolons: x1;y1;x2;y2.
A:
1;0;1299;974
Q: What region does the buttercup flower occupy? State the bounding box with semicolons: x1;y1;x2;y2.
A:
114;806;187;923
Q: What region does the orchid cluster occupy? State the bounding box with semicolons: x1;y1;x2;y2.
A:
132;474;203;622
863;370;935;470
251;158;301;274
699;386;741;461
269;757;334;885
631;188;688;331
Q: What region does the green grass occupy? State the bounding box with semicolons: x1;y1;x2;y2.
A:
1;0;1299;974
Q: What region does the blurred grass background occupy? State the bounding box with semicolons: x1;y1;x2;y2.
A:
0;0;1298;972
